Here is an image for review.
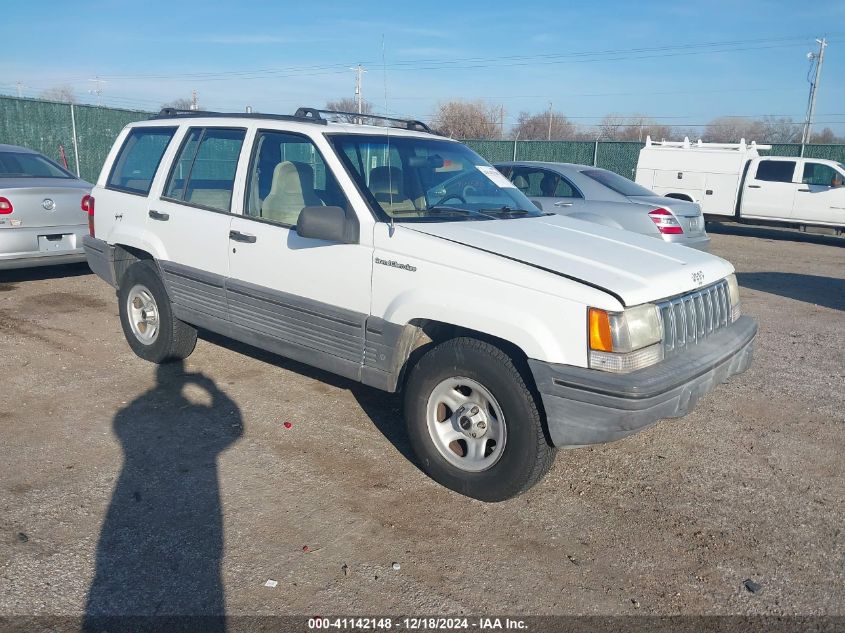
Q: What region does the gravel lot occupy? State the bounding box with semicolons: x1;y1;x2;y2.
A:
0;223;843;621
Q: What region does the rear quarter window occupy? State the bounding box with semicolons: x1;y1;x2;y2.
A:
107;127;177;195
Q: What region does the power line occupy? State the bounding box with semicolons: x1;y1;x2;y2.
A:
39;32;840;83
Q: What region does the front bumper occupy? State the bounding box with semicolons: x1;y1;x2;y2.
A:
529;315;756;447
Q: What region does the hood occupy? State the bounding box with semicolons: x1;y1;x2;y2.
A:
405;214;731;307
630;195;701;217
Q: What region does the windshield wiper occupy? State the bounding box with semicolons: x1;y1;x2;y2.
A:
478;206;532;216
425;206;498;220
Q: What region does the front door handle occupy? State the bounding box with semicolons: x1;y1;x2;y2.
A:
747;185;761;189
797;188;810;192
554;201;574;207
149;210;169;221
229;230;257;243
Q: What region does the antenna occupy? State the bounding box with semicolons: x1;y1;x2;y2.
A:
382;34;395;236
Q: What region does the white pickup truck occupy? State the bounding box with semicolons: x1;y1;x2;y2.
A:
636;137;845;231
83;108;756;501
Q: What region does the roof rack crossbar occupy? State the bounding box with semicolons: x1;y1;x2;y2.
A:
151;108;328;125
294;107;433;133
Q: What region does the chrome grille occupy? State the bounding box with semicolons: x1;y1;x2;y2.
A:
657;280;731;355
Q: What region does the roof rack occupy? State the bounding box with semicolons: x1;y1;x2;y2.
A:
644;135;771;151
151;108;328;125
294;107;433;133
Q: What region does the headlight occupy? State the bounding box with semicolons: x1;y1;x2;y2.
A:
588;304;663;373
726;273;741;321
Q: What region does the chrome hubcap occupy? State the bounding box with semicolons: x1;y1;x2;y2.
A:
127;284;159;344
426;377;507;472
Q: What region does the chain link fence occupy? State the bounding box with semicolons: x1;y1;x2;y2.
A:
2;96;845;184
0;96;151;183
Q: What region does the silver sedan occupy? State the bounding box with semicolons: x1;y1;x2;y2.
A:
495;161;710;251
0;144;92;270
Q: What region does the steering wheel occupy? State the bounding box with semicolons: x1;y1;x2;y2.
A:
433;194;466;206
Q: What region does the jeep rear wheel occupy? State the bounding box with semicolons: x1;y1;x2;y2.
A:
118;261;197;363
404;337;556;501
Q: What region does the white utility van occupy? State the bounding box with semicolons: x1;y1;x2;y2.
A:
84;108;756;501
636;137;845;231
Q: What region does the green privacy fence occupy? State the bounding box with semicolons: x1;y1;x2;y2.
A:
2;95;845;184
0;96;151;183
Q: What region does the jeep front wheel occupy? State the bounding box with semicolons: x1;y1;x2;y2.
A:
403;337;556;501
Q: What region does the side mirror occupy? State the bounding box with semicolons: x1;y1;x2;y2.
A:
296;206;359;244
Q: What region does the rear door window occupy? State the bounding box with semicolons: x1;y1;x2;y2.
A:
510;167;582;198
163;127;246;212
107;127;176;195
755;160;796;183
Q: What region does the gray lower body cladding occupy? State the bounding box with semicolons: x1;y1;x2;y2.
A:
84;236;404;390
529;316;757;447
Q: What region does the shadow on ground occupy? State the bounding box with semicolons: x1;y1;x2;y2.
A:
0;262;91;291
201;331;416;466
737;272;845;311
707;222;844;247
83;360;243;632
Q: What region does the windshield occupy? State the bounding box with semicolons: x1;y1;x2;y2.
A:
581;168;655;197
329;134;544;222
0;151;74;179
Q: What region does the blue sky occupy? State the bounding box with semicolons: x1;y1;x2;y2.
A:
3;0;844;135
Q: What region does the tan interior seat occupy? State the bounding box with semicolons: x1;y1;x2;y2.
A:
369;166;417;214
262;161;323;225
512;174;530;195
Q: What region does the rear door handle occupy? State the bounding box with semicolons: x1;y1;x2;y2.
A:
554;201;574;207
149;210;169;221
798;188;810;192
747;185;761;189
229;230;257;243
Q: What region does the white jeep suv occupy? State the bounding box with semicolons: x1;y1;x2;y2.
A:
84;108;756;501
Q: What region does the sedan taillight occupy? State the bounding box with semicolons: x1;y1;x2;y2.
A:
648;207;683;235
82;194;95;237
0;196;13;214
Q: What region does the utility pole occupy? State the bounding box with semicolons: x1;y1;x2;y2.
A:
190;89;199;111
500;105;505;139
802;37;827;146
547;101;553;141
88;76;106;106
351;64;366;114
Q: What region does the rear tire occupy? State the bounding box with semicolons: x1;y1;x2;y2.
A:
404;337;556;501
118;260;197;363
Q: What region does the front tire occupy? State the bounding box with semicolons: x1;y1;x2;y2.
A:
118;260;197;363
404;337;556;501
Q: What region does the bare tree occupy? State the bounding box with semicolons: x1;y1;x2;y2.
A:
810;127;839;143
39;85;77;103
703;116;802;143
511;110;578;140
160;97;198;111
599;114;670;141
703;117;764;143
430;100;501;139
756;116;801;143
324;97;374;123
